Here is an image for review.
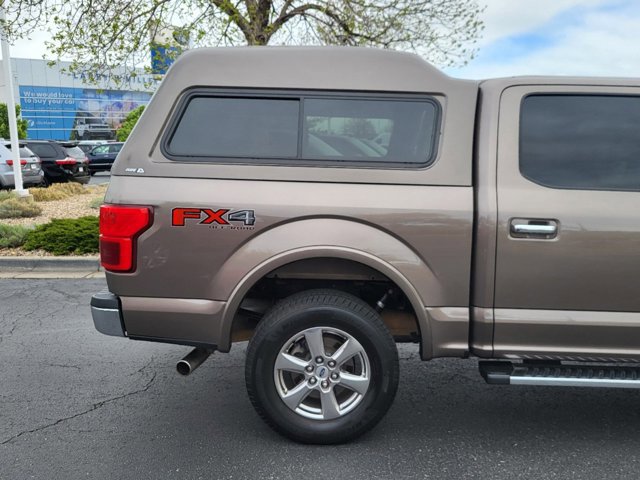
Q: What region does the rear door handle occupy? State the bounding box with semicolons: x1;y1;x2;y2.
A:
510;219;558;238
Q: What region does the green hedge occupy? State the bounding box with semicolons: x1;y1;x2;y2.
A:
23;216;99;255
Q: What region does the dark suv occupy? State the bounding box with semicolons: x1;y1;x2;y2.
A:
87;142;123;174
24;140;91;185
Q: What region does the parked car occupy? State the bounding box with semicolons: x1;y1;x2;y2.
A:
0;142;44;188
77;140;106;154
87;142;123;174
91;47;640;444
60;142;90;165
23;140;90;186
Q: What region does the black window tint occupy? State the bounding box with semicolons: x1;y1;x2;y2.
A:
303;98;437;164
110;144;123;153
168;97;299;158
19;147;34;157
28;143;58;158
521;95;640;191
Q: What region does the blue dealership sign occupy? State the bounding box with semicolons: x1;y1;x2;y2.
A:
19;85;151;140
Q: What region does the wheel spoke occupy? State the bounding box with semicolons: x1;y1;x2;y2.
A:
275;352;308;374
282;381;311;410
320;389;341;420
330;338;363;367
339;372;370;395
274;325;374;421
304;328;326;359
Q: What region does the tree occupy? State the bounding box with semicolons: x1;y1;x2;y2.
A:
116;106;145;141
2;1;483;84
0;104;28;139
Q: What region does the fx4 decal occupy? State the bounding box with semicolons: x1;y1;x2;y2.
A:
172;208;256;227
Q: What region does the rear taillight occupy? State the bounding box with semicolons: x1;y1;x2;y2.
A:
6;159;27;166
99;205;153;272
55;157;77;165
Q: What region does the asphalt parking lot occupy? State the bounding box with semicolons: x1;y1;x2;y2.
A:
88;171;110;185
2;278;640;480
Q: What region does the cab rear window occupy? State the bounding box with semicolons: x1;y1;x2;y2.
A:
164;90;440;167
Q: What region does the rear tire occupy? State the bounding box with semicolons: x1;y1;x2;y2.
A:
245;289;399;444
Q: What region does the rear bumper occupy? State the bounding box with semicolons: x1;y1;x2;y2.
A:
42;164;91;184
91;291;126;337
91;290;223;349
0;170;44;187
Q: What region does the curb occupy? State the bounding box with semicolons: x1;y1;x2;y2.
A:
0;256;101;272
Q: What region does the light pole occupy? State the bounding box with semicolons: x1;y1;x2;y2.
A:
0;6;28;197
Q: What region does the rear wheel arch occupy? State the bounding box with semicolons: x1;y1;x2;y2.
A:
220;248;432;357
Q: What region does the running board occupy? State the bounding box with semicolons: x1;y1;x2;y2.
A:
479;361;640;389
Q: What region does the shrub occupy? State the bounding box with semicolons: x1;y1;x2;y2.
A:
30;187;69;202
0;191;16;202
0;198;42;219
0;224;32;248
89;196;104;209
23;216;99;255
30;182;89;202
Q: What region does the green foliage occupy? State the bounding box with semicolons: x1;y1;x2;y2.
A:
23;216;99;255
3;1;484;86
0;198;42;219
0;104;28;139
0;191;17;203
89;196;104;209
116;106;145;141
0;224;32;248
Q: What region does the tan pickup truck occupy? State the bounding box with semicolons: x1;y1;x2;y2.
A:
91;46;640;444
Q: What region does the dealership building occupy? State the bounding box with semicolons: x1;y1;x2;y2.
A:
0;58;155;141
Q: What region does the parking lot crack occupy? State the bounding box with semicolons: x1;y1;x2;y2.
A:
0;372;156;445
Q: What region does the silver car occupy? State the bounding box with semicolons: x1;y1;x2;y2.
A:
0;143;44;188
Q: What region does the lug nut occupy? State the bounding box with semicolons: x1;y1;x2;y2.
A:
315;356;324;364
331;372;339;380
305;365;314;373
328;360;336;368
309;377;317;385
321;381;329;388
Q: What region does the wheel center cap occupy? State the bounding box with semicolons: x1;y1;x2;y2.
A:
316;366;329;379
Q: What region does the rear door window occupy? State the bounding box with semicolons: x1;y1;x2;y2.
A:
520;94;640;191
92;145;109;154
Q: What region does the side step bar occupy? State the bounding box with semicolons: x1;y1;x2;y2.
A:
479;361;640;389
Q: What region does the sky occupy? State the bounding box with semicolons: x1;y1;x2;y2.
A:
446;0;640;78
6;0;640;80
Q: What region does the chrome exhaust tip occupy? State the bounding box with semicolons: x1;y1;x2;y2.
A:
176;348;212;376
